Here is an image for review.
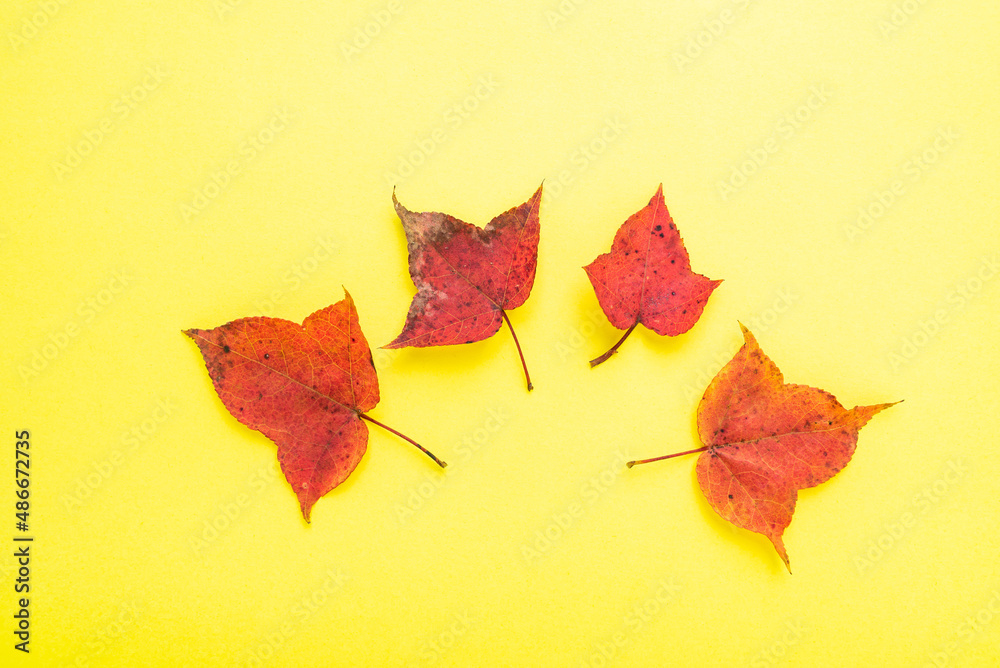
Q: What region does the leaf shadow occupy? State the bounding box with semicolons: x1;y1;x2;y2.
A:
572;289;617;360
190;369;377;524
307;438;373;515
382;332;507;383
690;471;787;575
195;373;271;449
685;416;788;575
570;288;705;365
639;323;698;357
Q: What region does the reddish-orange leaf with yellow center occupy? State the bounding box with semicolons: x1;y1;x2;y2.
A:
585;185;721;367
184;290;445;522
628;324;898;572
385;185;542;390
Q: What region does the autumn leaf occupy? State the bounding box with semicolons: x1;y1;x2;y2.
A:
628;324;898;572
385;184;542;390
584;185;721;367
184;290;445;522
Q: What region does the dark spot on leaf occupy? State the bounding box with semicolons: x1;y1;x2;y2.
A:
264;353;270;359
223;345;231;353
728;494;733;499
654;225;662;231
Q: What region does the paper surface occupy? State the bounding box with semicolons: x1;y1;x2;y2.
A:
2;2;998;665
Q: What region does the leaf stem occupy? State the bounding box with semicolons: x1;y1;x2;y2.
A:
501;309;533;391
590;321;639;368
626;445;709;468
358;413;447;468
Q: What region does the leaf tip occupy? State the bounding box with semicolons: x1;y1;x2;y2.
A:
391;187;405;214
770;536;791;573
736;322;759;347
856;400;902;424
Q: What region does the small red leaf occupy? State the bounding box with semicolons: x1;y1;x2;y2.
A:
185;290;443;522
385;185;542;390
585;185;721;366
629;324;898;571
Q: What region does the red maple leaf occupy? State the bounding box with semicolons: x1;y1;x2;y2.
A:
184;290;445;522
628;325;898;572
584;185;721;367
385;185;542;390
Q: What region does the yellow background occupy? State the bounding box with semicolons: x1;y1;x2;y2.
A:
2;1;999;665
